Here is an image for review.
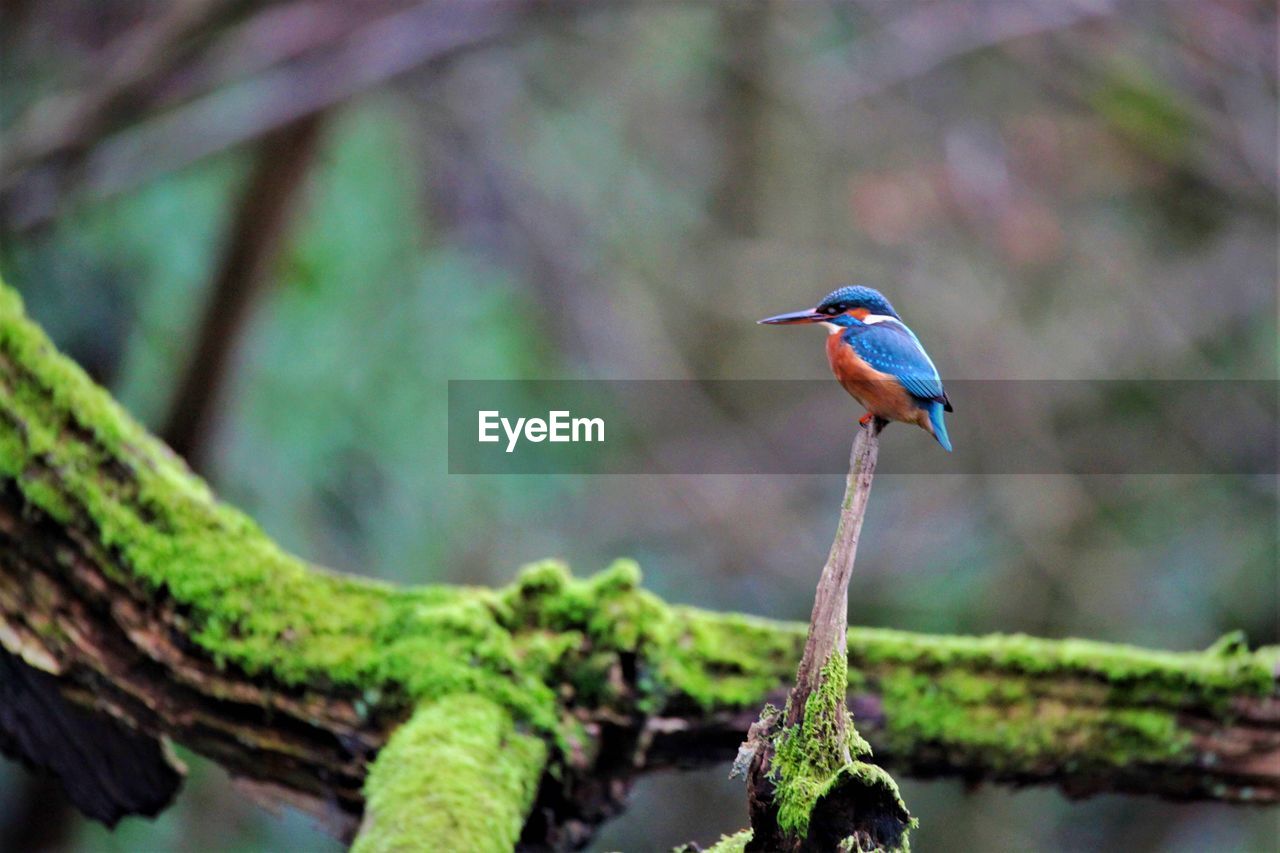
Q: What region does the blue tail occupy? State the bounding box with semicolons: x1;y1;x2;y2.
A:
926;400;952;452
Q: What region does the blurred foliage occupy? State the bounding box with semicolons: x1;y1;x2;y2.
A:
0;1;1276;851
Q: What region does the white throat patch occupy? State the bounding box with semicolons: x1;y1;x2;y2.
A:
824;314;899;334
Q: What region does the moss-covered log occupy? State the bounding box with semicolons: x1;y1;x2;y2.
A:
0;281;1276;849
353;695;546;852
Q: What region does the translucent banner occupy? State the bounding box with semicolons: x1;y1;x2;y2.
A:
447;380;1278;475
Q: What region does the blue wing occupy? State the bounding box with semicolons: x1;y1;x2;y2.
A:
843;319;948;404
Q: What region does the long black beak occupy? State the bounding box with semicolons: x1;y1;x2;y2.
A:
757;308;826;325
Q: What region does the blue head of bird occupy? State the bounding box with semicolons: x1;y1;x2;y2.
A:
756;285;901;330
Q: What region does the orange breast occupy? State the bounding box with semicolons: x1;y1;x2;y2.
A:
826;333;922;424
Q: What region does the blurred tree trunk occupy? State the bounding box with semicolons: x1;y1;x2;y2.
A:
685;4;772;396
162;113;325;469
710;4;768;238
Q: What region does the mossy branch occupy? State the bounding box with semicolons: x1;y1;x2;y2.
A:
353;695;546;853
0;282;1276;850
744;420;912;852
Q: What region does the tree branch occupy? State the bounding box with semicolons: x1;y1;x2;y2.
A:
0;2;510;230
0;282;1276;849
0;646;183;825
0;0;231;180
788;419;883;734
745;419;912;852
353;695;546;852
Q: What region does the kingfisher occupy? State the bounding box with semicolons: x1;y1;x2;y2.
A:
759;285;953;451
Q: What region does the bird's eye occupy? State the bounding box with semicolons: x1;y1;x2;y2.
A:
823;305;839;315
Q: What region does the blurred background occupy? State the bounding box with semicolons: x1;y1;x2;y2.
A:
0;0;1276;850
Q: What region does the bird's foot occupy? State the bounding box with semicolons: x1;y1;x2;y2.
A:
858;412;875;426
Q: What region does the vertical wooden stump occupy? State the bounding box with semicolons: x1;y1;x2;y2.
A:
744;419;912;852
788;419;882;733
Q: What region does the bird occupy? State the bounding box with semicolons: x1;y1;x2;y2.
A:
758;285;953;451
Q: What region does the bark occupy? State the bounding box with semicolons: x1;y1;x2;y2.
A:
787;419;882;734
0;646;182;826
0;285;1276;850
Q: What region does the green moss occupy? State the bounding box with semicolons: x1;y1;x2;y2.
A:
0;283;571;733
657;608;806;712
5;279;1274;717
0;275;810;723
497;556;662;654
874;668;1192;770
845;627;1278;712
353;694;546;852
0;283;810;757
769;653;907;845
698;829;753;853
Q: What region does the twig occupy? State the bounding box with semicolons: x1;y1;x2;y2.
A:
0;0;229;180
787;418;882;735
